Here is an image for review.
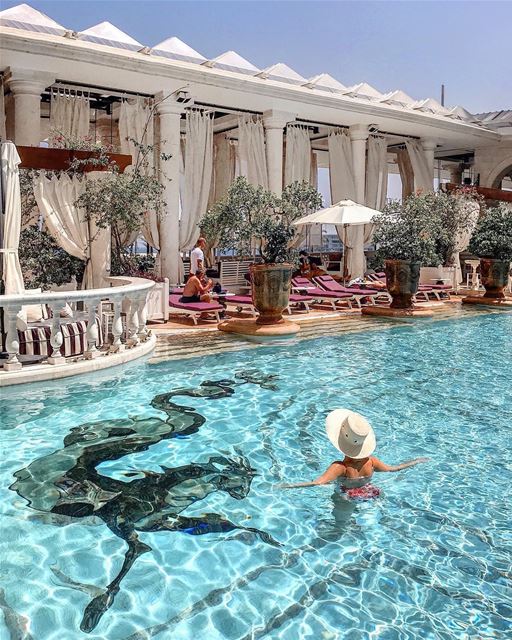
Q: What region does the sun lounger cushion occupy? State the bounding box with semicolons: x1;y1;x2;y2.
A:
169;295;223;312
291;277;352;299
314;276;377;296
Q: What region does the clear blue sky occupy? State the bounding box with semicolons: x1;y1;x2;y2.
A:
3;0;511;113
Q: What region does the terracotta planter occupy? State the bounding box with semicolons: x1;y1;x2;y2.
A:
250;263;293;325
385;259;421;309
479;258;511;299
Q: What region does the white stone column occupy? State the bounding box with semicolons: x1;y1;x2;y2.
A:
422;138;437;190
349;124;369;204
157;96;183;284
7;70;54;146
263;110;294;195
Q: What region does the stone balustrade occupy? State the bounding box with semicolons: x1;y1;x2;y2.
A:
0;276;155;374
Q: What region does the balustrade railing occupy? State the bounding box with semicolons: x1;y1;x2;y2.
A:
0;277;155;372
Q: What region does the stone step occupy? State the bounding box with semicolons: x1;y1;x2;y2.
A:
149;306;493;364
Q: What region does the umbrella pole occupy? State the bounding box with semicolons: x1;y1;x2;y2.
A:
343;224;348;284
0;141;6;356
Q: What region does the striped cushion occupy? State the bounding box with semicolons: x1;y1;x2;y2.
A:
18;318;103;358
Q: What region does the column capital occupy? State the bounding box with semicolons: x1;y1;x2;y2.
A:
262;110;295;130
349;124;370;142
7;68;55;96
156;92;187;117
421;138;438;151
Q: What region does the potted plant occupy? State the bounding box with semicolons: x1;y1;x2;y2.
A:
200;177;322;324
467;203;512;300
373;195;443;309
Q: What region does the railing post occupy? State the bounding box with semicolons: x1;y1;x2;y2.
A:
137;294;149;342
109;297;125;353
126;297;140;347
3;305;23;371
48;303;65;365
84;298;100;359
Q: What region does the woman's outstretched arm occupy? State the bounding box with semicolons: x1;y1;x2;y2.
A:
372;456;429;472
280;462;346;488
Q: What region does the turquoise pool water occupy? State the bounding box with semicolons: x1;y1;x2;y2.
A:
1;312;511;639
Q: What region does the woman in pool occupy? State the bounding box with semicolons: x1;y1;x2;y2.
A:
285;409;428;499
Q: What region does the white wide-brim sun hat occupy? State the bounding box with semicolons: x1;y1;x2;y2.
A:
325;409;376;459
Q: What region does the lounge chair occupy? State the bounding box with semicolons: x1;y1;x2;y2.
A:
365;272;449;302
168;294;223;325
291;277;353;310
225;293;314;316
313;275;390;308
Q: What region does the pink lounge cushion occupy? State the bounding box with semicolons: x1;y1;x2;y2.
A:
227;295;253;304
289;294;314;302
291;277;351;299
428;284;452;290
169;295;223;312
314;276;377;296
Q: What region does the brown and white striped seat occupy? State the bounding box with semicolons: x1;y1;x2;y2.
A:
18;318;103;359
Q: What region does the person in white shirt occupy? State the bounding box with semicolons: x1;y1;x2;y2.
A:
190;237;207;276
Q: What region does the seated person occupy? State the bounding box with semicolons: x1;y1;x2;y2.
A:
299;250;312;276
180;270;213;303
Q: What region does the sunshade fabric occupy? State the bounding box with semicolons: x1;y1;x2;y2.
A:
237;116;268;189
0;78;6;141
365;136;388;210
1;142;25;294
49;91;90;146
285;125;313;248
405;140;433;193
119;98;155;247
180;110;214;250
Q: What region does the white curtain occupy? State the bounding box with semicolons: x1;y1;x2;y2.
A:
329;130;366;278
210;133;236;204
33;172;93;288
0;79;6;142
1;142;25;294
405;140;433;193
366;136;388;210
179;110;214;251
286;126;313;248
238;116;268;189
285;126;311;186
119;99;155;248
453;199;481;284
397;148;414;200
49;91;90;146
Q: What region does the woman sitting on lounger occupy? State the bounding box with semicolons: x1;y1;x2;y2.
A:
283;409;428;499
180;270;213;303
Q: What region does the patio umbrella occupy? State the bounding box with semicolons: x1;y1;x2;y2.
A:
293;199;383;226
0;141;25;294
293;200;384;279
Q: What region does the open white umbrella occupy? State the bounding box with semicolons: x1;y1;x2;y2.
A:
0;141;25;294
293;199;383;227
293;200;383;280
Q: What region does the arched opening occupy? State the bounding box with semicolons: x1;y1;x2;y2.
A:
491;163;512;191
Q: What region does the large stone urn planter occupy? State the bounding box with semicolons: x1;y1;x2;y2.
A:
250;263;293;324
385;259;421;309
479;258;510;299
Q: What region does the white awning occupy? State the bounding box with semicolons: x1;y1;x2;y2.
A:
347;82;383;100
379;90;416;107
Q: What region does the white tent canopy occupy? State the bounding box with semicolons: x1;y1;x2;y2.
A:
304;74;349;94
0;3;66;35
206;51;259;74
259;63;306;85
79;22;142;51
347;83;383;100
152;36;206;63
293;200;383;226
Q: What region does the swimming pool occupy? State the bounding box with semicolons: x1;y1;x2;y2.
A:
1;312;511;639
